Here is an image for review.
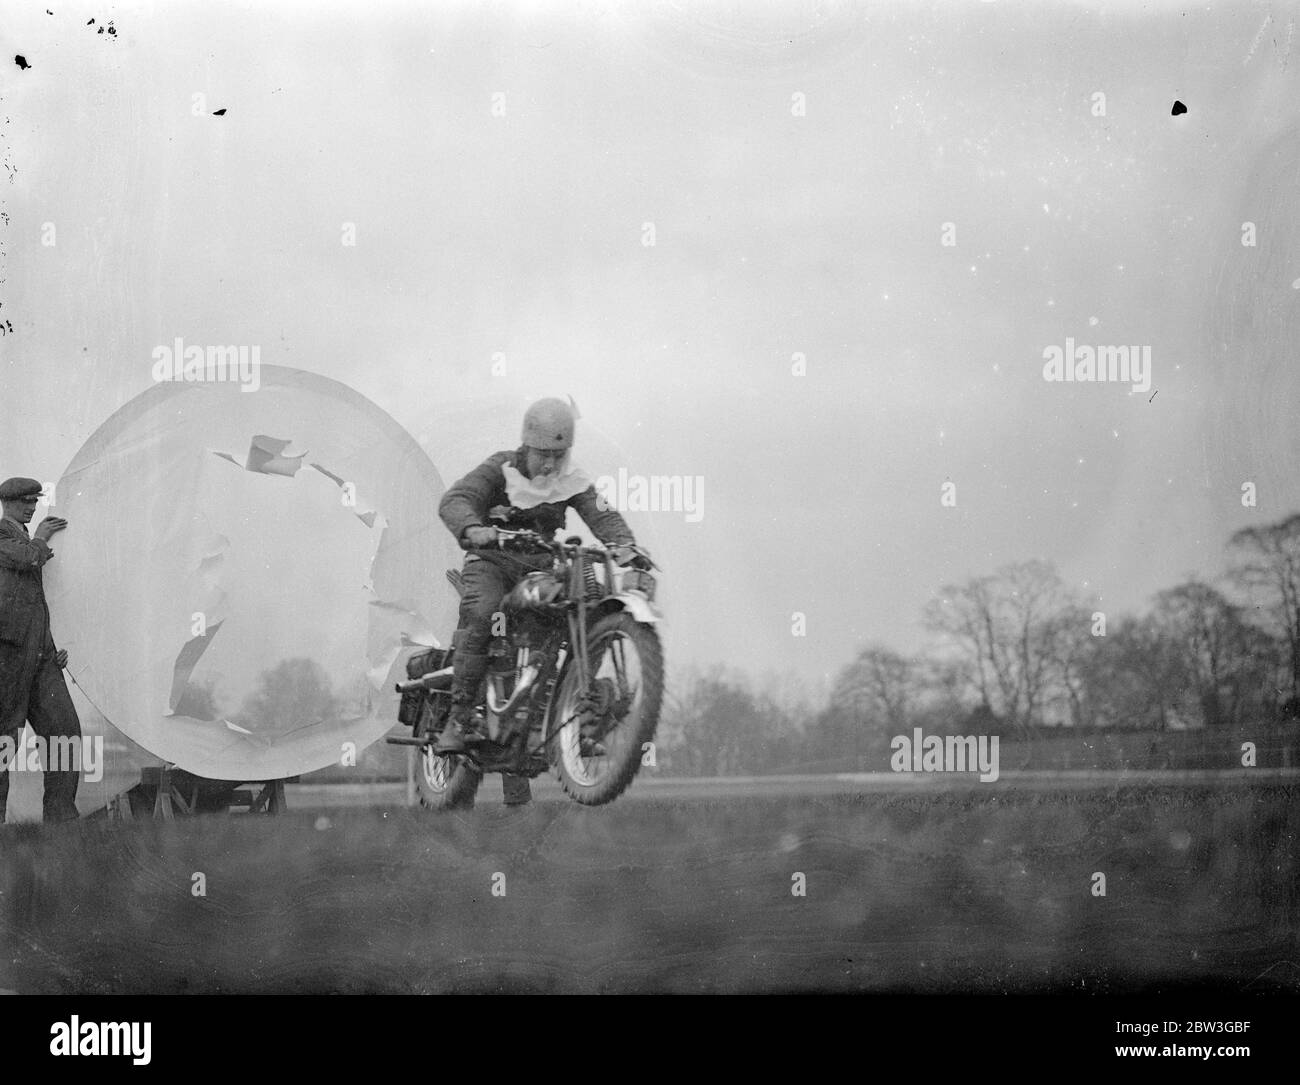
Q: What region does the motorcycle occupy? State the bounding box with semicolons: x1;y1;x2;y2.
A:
390;529;663;808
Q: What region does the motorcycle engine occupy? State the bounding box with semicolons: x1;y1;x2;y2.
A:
506;608;557;649
503;572;566;650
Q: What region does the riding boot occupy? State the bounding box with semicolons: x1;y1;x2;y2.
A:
434;652;490;754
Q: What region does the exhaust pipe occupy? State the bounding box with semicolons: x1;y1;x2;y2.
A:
486;656;544;716
394;666;453;694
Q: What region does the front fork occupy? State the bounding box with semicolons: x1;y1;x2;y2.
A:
567;547;595;690
561;549;635;738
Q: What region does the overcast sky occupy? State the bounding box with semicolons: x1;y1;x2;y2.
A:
3;0;1299;701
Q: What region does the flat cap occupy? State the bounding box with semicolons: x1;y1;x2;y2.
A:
0;477;44;501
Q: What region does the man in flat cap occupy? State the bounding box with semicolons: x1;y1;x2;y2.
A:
0;477;80;822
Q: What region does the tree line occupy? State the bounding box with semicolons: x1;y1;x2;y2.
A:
654;513;1300;776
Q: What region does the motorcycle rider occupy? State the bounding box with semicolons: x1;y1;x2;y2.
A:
435;398;643;754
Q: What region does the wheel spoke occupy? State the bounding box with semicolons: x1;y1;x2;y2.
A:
610;637;629;689
608;636;640;707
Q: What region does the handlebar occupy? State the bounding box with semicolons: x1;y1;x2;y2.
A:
458;527;552;554
460;528;657;570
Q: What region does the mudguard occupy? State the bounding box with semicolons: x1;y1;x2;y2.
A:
598;591;662;624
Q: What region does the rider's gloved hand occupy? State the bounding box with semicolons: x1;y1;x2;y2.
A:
464;525;499;548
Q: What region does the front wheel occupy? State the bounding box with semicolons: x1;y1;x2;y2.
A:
548;611;663;806
413;701;481;811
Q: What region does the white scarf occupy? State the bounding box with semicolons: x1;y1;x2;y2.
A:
501;453;593;509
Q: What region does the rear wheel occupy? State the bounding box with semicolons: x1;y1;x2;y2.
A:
548;611;663;805
413;700;480;810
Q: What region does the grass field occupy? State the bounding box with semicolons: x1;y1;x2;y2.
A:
1;781;1296;994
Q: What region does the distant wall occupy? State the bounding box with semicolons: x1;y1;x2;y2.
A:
996;721;1300;772
299;719;1300;784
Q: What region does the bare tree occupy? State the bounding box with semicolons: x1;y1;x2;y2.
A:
171;677;222;722
831;645;918;733
1079;613;1184;730
924;560;1080;732
234;657;344;736
655;666;788;776
1150;579;1279;728
1227;513;1300;705
1040;604;1099;727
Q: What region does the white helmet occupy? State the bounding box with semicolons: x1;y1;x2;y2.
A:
521;398;576;450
